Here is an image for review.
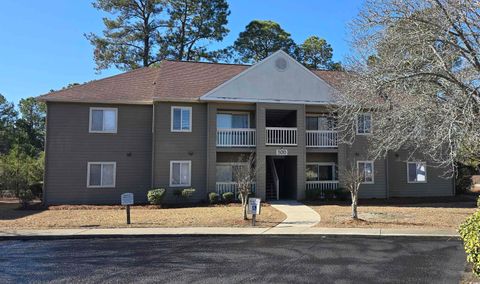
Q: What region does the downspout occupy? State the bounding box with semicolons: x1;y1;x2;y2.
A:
385;154;389;199
151;103;156;189
42;103;49;205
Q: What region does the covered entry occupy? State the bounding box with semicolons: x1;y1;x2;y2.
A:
266;156;297;200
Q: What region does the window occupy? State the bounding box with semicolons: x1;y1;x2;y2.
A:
170;161;191;187
216;163;248;182
357;113;372;135
357;161;374;184
306;163;337;181
217;112;250;129
87;162;116;188
407;162;427;183
306;115;336;131
89;108;117;133
171;107;192;132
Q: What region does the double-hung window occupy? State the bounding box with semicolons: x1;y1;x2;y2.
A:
357;161;374;184
216;112;250;129
306;163;337;181
171;106;192;132
89;108;117;133
87;162;116;188
357;113;372;135
170;161;191;187
407;162;427;183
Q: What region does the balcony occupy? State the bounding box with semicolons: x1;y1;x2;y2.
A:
216;182;256;197
306;180;339;193
216;129;256;147
266;127;297;146
306;130;338;148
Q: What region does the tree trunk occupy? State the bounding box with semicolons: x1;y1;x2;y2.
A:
241;194;248;220
351;191;358;219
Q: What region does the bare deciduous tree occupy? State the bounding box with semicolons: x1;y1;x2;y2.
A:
341;161;369;219
232;152;256;220
336;0;480;173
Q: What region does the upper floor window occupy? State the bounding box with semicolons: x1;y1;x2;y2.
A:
357;113;372;135
357;161;374;184
89;108;117;133
87;162;116;188
171;106;192;132
306;114;336;131
217;112;249;129
407;162;427;183
170;160;191;187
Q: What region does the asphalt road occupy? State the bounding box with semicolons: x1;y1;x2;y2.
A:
0;236;466;283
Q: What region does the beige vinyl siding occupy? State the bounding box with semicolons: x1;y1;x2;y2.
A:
387;152;454;197
44;102;152;205
153;102;208;203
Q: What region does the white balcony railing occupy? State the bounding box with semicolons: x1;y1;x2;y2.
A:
216;129;256;147
266;127;297;146
306;180;339;191
306;130;338;148
216;182;256;198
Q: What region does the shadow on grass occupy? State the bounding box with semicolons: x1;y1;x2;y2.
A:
0;201;46;220
305;196;477;209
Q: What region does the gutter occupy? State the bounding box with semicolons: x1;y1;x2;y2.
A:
151;103;156;189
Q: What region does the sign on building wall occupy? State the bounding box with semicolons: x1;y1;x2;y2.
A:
276;149;288;156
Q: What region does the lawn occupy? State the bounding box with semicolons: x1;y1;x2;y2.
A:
0;202;286;229
308;197;478;229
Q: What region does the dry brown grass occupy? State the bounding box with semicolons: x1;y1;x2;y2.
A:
310;198;477;229
0;202;286;229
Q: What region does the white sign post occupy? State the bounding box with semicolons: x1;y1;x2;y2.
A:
121;193;134;224
248;198;261;226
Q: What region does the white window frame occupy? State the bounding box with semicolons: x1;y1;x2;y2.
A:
171;106;192;132
306;162;337;181
357;160;375;184
169;160;192;187
407;162;427;184
89;107;118;133
87;162;116;188
216;111;251;129
356;113;372;135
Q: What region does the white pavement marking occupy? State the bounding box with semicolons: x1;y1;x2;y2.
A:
269;200;321;229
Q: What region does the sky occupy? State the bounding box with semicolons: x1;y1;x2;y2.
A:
0;0;363;105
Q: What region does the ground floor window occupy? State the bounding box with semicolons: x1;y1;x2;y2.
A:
357;161;374;184
306;163;337;181
216;163;248;182
170;161;191;187
407;162;427;183
87;162;116;188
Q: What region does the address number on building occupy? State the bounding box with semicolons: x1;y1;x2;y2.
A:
276;149;288;156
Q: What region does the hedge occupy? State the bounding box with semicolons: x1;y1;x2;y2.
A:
459;210;480;277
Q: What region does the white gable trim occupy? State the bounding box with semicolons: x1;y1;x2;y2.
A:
199;50;339;104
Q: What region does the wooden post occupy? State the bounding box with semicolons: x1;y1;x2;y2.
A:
126;205;131;224
252;214;256;226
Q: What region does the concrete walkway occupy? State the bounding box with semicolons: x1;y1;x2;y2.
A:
267;200;321;233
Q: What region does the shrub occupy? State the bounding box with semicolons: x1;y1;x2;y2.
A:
459;211;480;277
174;188;196;198
305;187;322;201
334;188;350;201
222;192;235;203
29;182;43;198
208;192;220;204
17;189;34;208
147;188;166;205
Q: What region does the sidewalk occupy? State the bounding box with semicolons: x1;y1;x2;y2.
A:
0;226;459;239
